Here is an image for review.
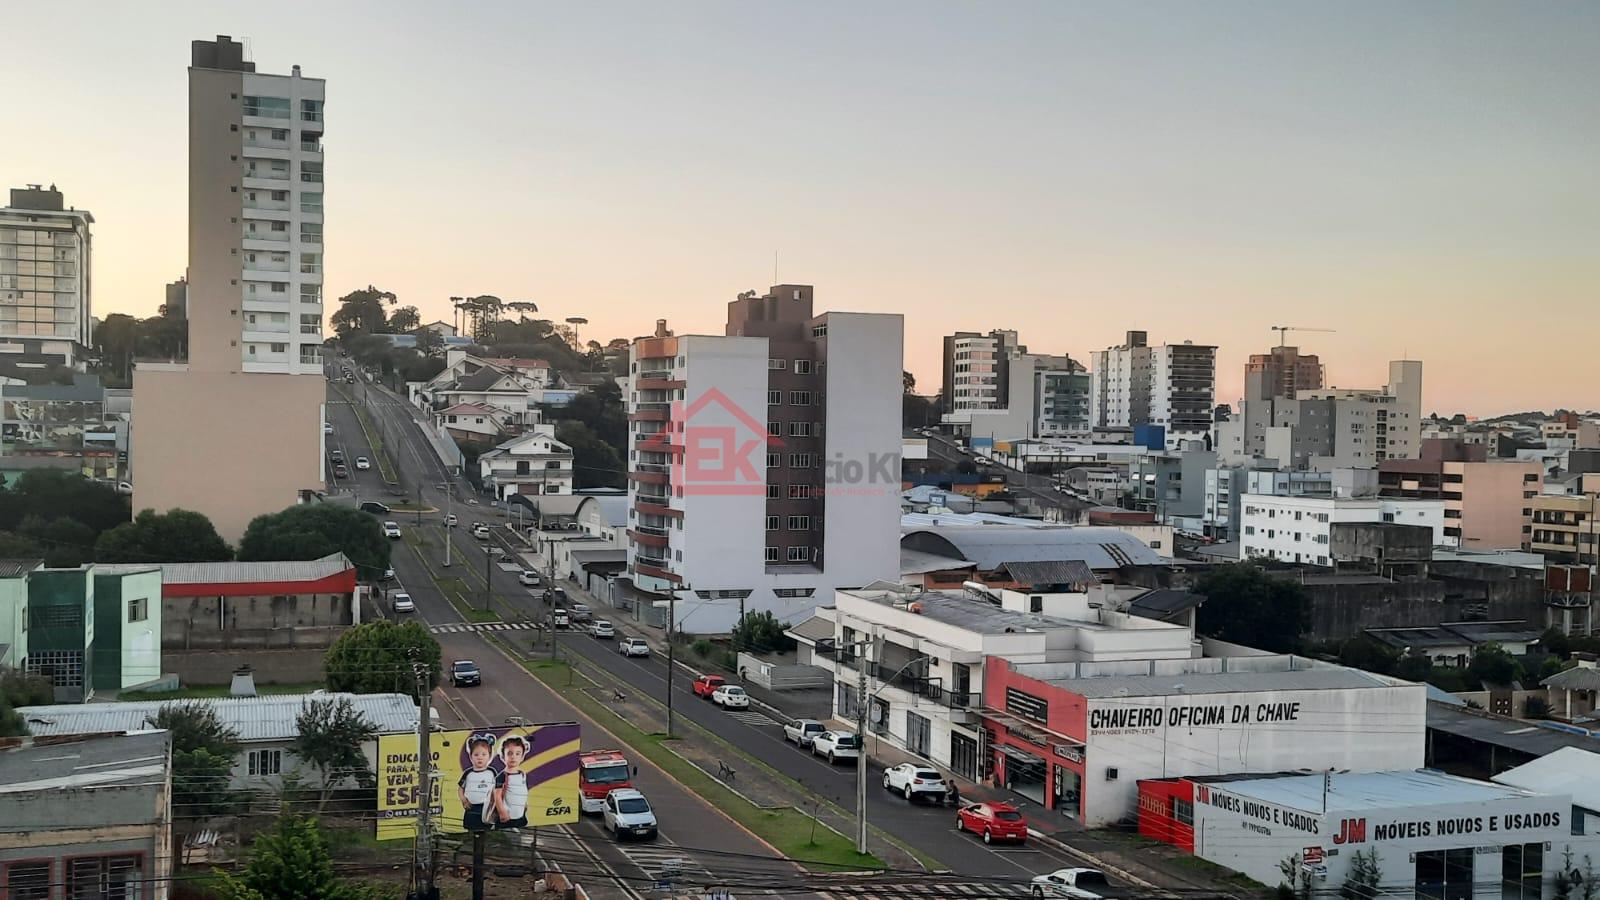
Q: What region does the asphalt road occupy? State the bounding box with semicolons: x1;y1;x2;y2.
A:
324;368;804;899
921;432;1092;518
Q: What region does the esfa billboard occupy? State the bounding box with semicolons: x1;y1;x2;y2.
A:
377;722;580;840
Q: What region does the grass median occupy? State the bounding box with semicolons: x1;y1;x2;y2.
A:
435;575;501;624
516;655;883;873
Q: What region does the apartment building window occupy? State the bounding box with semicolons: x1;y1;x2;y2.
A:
300;314;322;334
786;546;808;562
248;749;283;776
794;360;812;375
789;453;812;468
300;253;320;273
765;516;779;531
767;421;781;437
790;390;812;405
301;161;324;183
766;452;780;468
243;95;291;118
301;99;324;122
300;284;322;304
766;484;780;499
768;358;787;370
127;596;148;623
270;282;288;293
768;390;782;405
4;860;50;900
788;484;809;499
788;515;810;530
764;546;779;563
67;855;143;900
26;649;83;688
301;191;323;213
789;422;813;437
300;222;323;243
811;324;827;338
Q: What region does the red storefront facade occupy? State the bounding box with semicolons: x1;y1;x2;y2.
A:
979;656;1088;819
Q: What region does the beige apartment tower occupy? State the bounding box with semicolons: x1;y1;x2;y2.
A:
132;37;326;540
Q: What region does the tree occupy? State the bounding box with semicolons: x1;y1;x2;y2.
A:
413;326;445;358
323;620;440;699
1467;642;1521;688
0;469;130;536
291;697;379;811
95;508;232;563
1394;653;1434;683
215;815;389;900
903;370;916;393
903;392;937;429
0;667;52;737
18;515;97;568
1340;848;1382;900
1338;636;1397;675
555;421;624;489
1193;563;1310;653
731;611;796;654
148;702;242;819
329;286;397;338
238;504;390;577
386;305;421;333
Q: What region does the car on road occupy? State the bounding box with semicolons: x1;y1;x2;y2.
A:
450;659;481;687
568;603;592;623
383;521;402;539
344;374;355;383
472;524;490;540
589;620;614;639
710;684;750;709
883;763;947;802
355;457;371;471
444;514;458;527
333;464;349;478
324;422;333;434
551;609;570;628
391;592;414;613
601;788;658;841
360;501;390;515
956;801;1028;845
382;567;395;580
784;719;827;748
330;449;344;463
543;587;567;604
518;569;540;587
692;675;726;699
1031;868;1112;899
810;731;860;765
619;638;650;657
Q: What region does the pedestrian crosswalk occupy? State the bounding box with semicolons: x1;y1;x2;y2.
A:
727;710;781;728
814;881;1033;899
615;843;713;881
429;621;538;634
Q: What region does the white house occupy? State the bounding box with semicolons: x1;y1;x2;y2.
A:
434;402;512;442
478;428;574;499
1240;493;1447;565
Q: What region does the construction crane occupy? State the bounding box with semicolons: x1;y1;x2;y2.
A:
1271;325;1335;348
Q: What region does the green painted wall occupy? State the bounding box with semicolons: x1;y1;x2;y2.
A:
26;569;94;702
93;568;162;690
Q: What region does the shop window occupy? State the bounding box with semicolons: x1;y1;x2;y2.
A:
906;712;931;757
1501;843;1543;900
1417;847;1475;900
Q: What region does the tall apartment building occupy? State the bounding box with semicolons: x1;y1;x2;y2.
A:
1244;345;1323;402
1088;330;1217;449
132;36;326;541
0;185;93;366
1218;360;1423;470
1378;439;1542;549
1528;474;1599;568
941;329;1021;414
626;285;901;633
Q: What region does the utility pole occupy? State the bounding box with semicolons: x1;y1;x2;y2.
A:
666;584;686;739
412;659;437;900
443;486;453;568
855;640;870;855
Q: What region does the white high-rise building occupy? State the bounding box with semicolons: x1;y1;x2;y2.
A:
625;286;902;633
1089;330;1216;449
0;185;93;366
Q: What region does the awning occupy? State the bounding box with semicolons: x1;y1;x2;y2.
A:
983;708;1085;750
785;613;836;647
995;743;1045;763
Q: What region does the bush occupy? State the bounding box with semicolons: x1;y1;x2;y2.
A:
731;611;796;654
691;638;715;659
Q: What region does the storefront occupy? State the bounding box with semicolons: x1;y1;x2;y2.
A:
1139;769;1600;898
982;654;1429;826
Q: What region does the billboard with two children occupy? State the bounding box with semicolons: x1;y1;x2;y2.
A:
376;721;580;840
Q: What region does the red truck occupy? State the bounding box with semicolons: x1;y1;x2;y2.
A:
691;674;726;699
578;748;635;814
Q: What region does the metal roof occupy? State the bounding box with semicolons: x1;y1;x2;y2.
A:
1493;747;1600;812
995;559;1097;587
901;525;1165;571
1045;663;1393;698
578;495;628;527
0;559;43;578
18;692;418;743
1199;769;1539;814
899;547;975;576
104;552;354;585
0;732;171;830
1544;666;1600;693
1428;701;1600;758
1127;589;1206;620
848;589;1081;635
786;614;836;644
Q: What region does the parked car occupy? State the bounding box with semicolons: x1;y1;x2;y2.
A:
710;685;749;709
359;501;390;515
383;521;402;539
392;592;414;613
883;763;947;802
323;422;333;434
450;660;482;687
333;464;349;478
543;587;568;604
518;569;540;587
810;731;861;765
589;620;614;639
956;801;1028;844
784;719;827;748
1031;868;1112;899
382;567;395;580
568;603;592;623
355;456;371;470
444;514;458;527
619;638;650;657
601;788;658;841
345;374;355;383
691;675;726;699
552;609;570;628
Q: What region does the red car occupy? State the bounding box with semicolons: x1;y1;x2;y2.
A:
956;801;1028;844
692;675;726;699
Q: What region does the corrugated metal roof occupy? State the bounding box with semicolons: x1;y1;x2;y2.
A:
154;552;352;585
899;547;975;576
1494;747;1600;812
1061;666;1392;698
18;692;417;742
1128;589;1205;620
0;559;44;578
582;496;628;527
902;525;1165;570
1545;666;1600;692
995;559;1097;587
1204;769;1537;814
786;614;836;644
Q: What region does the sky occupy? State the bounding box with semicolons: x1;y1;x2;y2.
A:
3;1;1596;416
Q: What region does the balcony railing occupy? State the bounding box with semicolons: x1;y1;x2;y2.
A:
636;462;671;475
639;370;673;380
245;230;290;242
832;657;980;709
244;169;290;181
636;524;669;538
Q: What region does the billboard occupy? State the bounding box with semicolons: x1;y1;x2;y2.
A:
377;722;580;840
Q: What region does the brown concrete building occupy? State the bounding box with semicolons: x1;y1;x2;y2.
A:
132;37;326;540
1529;474;1600;568
1244;345;1324;402
1378;438;1541;550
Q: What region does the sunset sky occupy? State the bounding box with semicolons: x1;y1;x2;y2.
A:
3;2;1595;416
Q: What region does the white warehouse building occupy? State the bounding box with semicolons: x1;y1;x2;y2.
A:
1240;493;1448;565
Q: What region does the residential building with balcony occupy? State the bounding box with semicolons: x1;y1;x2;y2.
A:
1244;344;1324;403
788;583;1193;783
941;329;1021;415
1528;474;1599;568
477;428;573;499
132;36;329;541
1217;360;1423;470
0;184;93;366
1089;331;1216;450
1379;439;1542;550
624;287;903;633
1240;491;1448;564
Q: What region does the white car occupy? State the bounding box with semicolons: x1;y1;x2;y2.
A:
783;719;826;748
355;456;371;470
382;521;402;539
601;788;657;841
382;567;395;580
444;514;458;527
810;731;861;764
883;763;947;801
710;685;749;709
590;620;614;639
518;569;540;587
1031;868;1113;899
392;592;414;613
473;525;490;540
323;422;333;434
619;638;650;657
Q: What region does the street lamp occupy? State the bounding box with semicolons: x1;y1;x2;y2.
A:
665;582;692;739
836;633;931;855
